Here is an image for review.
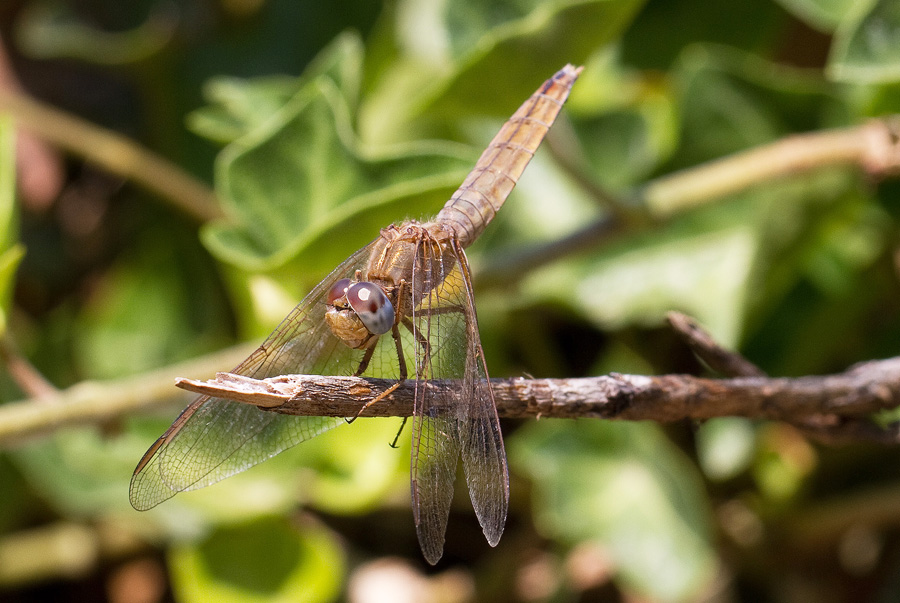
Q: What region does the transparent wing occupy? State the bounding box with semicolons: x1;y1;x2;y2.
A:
130;243;388;511
453;239;508;546
409;234;508;564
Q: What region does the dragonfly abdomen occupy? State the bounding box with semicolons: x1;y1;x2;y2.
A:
435;64;583;248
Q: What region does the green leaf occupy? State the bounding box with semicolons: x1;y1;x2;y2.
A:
424;0;646;117
11;428;144;517
289;418;409;515
773;0;859;31
361;0;644;142
829;0;900;83
188;76;304;144
198;29;474;280
513;421;715;601
572;98;678;191
671;45;841;171
73;222;231;379
169;516;343;603
205;73;473;274
523;223;757;347
188;32;365;145
620;0;785;70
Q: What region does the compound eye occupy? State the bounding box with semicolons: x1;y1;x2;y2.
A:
347;282;394;335
327;278;351;305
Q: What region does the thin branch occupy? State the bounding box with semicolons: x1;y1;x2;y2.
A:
0;343;255;446
175;356;900;430
544;119;632;218
475;215;624;288
478;117;900;288
0;336;58;400
0;520;147;587
0;89;222;223
2;337;900;447
665;312;895;443
641;118;900;216
667;311;766;378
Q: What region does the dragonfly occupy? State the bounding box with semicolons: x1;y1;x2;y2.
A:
130;64;582;564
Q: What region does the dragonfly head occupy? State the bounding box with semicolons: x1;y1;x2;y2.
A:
325;278;395;349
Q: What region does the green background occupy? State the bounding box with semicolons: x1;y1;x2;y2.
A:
1;0;900;601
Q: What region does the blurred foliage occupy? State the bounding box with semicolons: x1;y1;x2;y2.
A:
0;0;900;602
0;118;24;338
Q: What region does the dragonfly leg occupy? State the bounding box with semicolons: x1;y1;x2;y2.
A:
350;323;408;421
390;417;409;448
352;342;377;377
344;340;379;424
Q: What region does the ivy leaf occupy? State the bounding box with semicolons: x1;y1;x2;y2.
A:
203;62;473;276
169;516;343;603
513;421;715;601
829;0;900;84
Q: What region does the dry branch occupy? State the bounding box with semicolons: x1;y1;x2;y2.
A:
666;312;766;378
177;356;900;431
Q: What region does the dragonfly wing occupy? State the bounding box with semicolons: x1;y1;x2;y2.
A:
409;234;508;563
453;240;508;546
409;236;461;564
410;396;460;565
130;245;375;511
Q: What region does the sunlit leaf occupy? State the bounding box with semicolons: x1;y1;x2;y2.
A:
203;67;473;276
773;0;859;31
829;0;900;83
188;32;365;145
11;428;145;517
188;76;303;144
525;224;756;347
423;0;646;117
361;0;644;143
169;516;343;603
73;223;231;379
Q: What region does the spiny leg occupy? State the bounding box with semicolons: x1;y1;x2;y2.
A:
353;341;378;377
390;417;408;449
352;322;408;420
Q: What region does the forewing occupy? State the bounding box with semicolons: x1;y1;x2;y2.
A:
130;245;377;511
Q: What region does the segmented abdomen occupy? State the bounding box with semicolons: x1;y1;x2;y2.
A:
435;64;583;248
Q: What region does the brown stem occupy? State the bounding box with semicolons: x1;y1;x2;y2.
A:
0;343;256;446
667;311;766;378
174;355;900;432
0;336;57;400
478;117;900;288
